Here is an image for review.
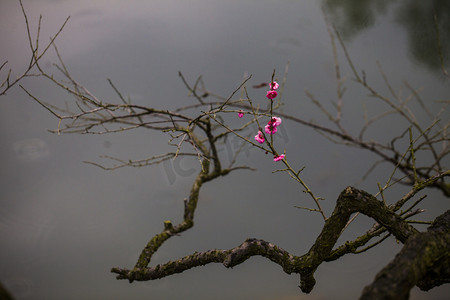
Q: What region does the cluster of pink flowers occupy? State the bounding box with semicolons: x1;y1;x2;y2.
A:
266;81;279;100
265;116;282;134
254;116;282;145
255;81;285;161
237;80;285;162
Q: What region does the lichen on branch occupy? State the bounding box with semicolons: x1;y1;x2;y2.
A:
111;186;449;299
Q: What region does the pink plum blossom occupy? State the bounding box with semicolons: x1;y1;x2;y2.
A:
270;116;282;127
238;110;244;118
265;123;278;134
254;130;265;144
266;90;278;100
264;116;282;134
273;154;285;161
269;81;279;90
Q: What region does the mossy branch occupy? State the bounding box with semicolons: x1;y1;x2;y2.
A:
111;186;446;299
360;210;450;300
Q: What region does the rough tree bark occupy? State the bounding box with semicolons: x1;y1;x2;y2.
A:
111;186;450;298
361;210;450;299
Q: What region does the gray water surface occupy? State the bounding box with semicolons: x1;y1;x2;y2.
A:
1;0;449;299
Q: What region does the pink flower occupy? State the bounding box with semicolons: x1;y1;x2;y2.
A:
264;116;282;134
270;116;282;127
273;154;285;162
254;130;265;144
265;123;278;134
266;90;278;100
269;81;279;90
238;110;244;118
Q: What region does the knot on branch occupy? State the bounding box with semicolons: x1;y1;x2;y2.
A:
163;220;174;231
299;271;316;294
222;238;298;274
222;238;257;268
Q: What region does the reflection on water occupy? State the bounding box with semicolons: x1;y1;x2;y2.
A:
13;138;50;162
396;0;450;71
322;0;394;39
322;0;450;74
270;37;302;55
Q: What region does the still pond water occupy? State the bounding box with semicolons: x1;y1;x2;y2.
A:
1;0;449;299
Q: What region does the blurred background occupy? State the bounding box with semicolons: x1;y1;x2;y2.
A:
1;0;449;299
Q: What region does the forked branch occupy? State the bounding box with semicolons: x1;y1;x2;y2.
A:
111;186;447;299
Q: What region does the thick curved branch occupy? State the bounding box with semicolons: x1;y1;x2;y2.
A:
298;186;419;293
130;160;211;275
111;238;299;281
121;126;244;281
360;210;450;300
112;186;423;297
